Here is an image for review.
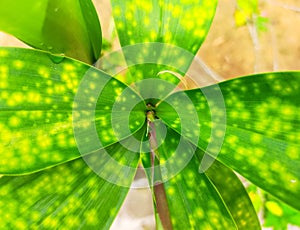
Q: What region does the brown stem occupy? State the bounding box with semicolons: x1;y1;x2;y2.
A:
147;110;173;230
154;182;173;230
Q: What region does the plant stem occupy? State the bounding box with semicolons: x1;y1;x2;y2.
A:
147;109;173;230
153;182;173;230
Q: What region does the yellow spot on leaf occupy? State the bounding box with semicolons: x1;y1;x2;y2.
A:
8;116;21;127
64;64;75;71
113;6;121;16
167;187;175;195
15;219;27;230
27;91;41;103
0;81;8;88
38;66;50;78
172;5;181;17
251;133;263;144
125;11;133;20
13;60;25;69
266;201;283;216
0;49;8;57
85;209;99;225
286;145;299;160
195;208;204;218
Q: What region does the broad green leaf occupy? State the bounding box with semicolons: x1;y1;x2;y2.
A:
157;72;300;211
0;0;101;63
150;127;236;229
0;135;141;229
111;0;217;53
143;119;260;228
97;44;195;101
0;47;145;174
205;158;261;229
109;0;218;87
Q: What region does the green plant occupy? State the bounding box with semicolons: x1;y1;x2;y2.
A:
0;0;299;229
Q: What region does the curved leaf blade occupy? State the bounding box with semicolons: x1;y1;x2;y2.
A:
111;0;217;53
156;128;236;229
0;145;138;229
78;0;102;61
205;157;261;229
157;72;300;211
143;118;260;228
0;47;145;174
0;0;101;63
108;0;217;87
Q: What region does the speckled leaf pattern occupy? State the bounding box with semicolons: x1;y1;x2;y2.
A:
1;0;299;228
0;48;145;174
0;0;101;63
204;158;261;229
111;0;217;53
157;72;300;211
0;138;140;229
110;0;217;88
155;127;237;229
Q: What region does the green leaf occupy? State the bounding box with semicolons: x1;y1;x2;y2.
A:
0;47;145;174
0;141;139;229
109;0;218;87
205;158;261;229
0;0;101;63
157;72;300;211
152;127;236;229
111;0;217;53
143;118;260;228
78;0;102;61
0;122;146;229
83;125;147;187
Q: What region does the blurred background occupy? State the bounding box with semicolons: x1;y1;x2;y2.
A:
1;0;299;229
